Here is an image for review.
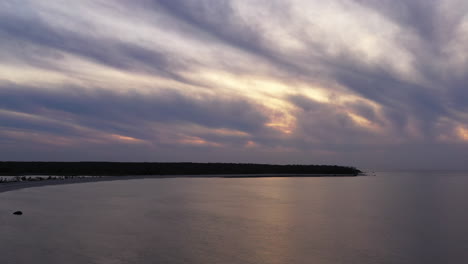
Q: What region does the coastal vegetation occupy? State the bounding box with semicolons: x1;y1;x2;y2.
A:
0;175;92;183
0;162;361;176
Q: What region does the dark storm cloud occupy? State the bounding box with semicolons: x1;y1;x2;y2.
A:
0;83;268;139
447;75;468;113
289;95;378;144
334;68;443;137
153;0;267;56
0;111;77;137
353;0;438;40
146;0;318;78
0;11;185;78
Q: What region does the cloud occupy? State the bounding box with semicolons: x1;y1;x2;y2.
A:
0;0;467;169
0;82;269;138
0;11;187;79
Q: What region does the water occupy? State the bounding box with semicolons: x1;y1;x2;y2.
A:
1;171;468;264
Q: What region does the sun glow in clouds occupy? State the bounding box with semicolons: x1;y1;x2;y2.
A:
1;0;468;168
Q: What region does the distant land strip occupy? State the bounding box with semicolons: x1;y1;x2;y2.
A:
0;162;362;176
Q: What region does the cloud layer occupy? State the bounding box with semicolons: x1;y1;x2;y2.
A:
1;0;467;169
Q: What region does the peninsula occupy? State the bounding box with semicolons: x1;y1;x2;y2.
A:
0;162;362;176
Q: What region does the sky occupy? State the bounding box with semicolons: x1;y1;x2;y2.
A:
1;0;467;170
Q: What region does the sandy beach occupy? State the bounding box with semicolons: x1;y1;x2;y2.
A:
0;176;157;194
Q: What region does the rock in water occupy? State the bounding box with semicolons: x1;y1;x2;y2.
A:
13;211;23;215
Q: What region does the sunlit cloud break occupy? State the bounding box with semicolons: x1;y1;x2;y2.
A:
1;0;467;169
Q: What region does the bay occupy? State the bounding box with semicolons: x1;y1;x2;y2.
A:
1;171;468;264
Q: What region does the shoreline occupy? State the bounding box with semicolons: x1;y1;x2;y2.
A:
0;174;359;194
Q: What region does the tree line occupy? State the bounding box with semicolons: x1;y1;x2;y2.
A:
0;162;362;176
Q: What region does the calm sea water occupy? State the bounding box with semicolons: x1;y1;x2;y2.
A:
1;171;468;264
